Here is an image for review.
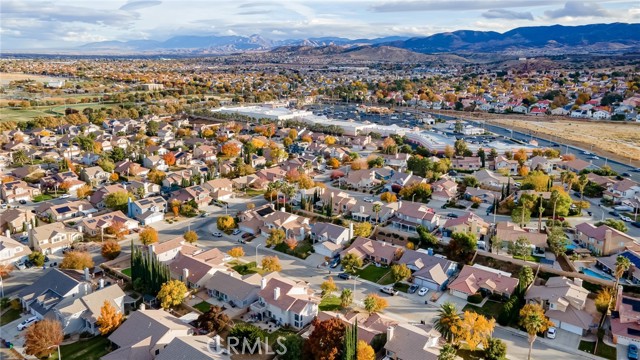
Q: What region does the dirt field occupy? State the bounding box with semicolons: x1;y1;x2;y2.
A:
0;72;57;86
486;118;640;162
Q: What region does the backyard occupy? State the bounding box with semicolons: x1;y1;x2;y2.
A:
354;264;394;285
462;300;504;320
319;295;341;311
50;336;111;360
194;301;212;313
230;261;265;276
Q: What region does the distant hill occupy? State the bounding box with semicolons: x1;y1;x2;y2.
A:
75;23;640;55
384;23;640;53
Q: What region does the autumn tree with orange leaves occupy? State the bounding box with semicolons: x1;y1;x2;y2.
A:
24;319;63;358
221;142;240;157
162;152;176;166
97;300;123;335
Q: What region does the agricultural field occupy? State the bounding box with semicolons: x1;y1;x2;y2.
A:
487;118;640;161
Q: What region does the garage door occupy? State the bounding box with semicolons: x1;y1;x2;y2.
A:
450;289;469;300
414;278;438;291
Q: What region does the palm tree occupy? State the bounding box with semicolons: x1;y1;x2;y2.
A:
519;304;553;360
372;203;382;224
434;302;461;344
561;171;577;192
615;255;631;289
577;174;589;201
438;344;457;360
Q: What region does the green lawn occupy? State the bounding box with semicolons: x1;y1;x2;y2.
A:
194;301;212;313
319;295;342;311
355;264;391;284
274;240;313;260
463;300;505;320
33;194;55;203
243;188;265;197
393;282;410;293
579;340;617;360
0;308;22;325
121;267;131;277
456;347;485;360
0;103;120;122
231;261;265;275
50;336;111;360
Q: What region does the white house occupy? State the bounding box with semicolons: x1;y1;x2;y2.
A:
54;284;126;335
0;234;31;266
127;196;167;226
251;275;319;329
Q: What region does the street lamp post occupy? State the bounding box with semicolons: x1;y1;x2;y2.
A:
0;273;4;298
46;344;61;360
353;275;360;302
255;243;262;267
412;194;416;203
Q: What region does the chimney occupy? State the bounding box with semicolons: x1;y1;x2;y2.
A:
77;225;83;233
4;229;9;237
99;278;105;289
605;229;612;243
84;267;91;281
182;268;189;282
360;206;365;213
261;277;267;290
387;326;395;341
349;222;354;239
139;303;146;311
274;287;281;300
574;278;583;287
78;204;83;212
280;207;285;212
88;213;92;218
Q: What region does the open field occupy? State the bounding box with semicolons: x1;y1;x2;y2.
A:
487;118;640;161
0;102;120;122
0;72;63;86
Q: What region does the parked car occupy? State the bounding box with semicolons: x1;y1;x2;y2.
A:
633;168;640;173
14;261;25;270
408;284;419;294
329;258;341;268
17;317;38;331
241;233;252;239
418;287;429;296
232;229;241;236
212;232;223;238
632;222;640;228
546;327;557;339
338;273;351;280
609;211;620;217
622;173;632;178
587;211;593;216
363;197;374;203
59;194;71;198
18;200;27;205
621;216;633;222
380;286;399;296
446;213;458;218
629;344;638;360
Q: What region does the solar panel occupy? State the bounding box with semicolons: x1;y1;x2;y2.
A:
621;251;640;268
56;206;72;214
628;328;640;337
87;219;96;223
623;297;640;312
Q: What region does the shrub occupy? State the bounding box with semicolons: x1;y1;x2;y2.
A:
467;293;484;304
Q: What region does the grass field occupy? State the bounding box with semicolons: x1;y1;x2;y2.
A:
121;267;132;277
0;308;22;326
463;300;505;320
50;336;111;360
0;102;121;122
355;264;391;284
194;301;212;313
578;340;617;360
319;295;342;311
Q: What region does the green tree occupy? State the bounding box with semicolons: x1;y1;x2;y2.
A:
454;138;469;156
341;253;363;274
340;288;353;309
363;293;388;314
520;304;554;360
279;334;304;360
510;236;531;259
352;222;372;238
372;203;382;223
485;337;507;360
434;302;461;344
595;219;628;233
104;190;132;211
229;323;265;354
438;344;457;360
547;227;569;257
216;215;236;232
417;225;438;247
518;266;534;290
195;305;230;334
446;232;477;262
28;251;45;267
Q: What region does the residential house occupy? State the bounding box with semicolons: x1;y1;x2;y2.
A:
256;167;287;182
529;156;555;173
345;169;378;189
89;184;128;209
126;180;161;198
205;271;262;308
318;190;358;215
155;336;228;360
76;211;139;237
451;157;482;171
442;212;489;239
525;277;594;335
250;274;319;329
203;178;235;201
18;268;91;319
473;169;509;190
604;178;640;203
575;222;637;256
168;248;228;289
148;237;200;263
560;159;597;173
37;200;97;222
0;234;31;265
317;311;397;344
430;178;458;202
1;180;40;203
104;310;193;360
80;166;110;186
310;222;352;245
391;201;440;233
399;249;456;290
114;160;150;177
340;237;401;265
162;170;192;189
0;208;35;234
596;250;640;284
169;185;212;208
384;171;427;193
448;264;519;300
40;171;86;196
494;221;548;253
261;210;311;241
494;155;519;175
464;187;499;208
250;154;267;168
143;155;168;171
384;323;440;360
612;286;640;346
127;196;167;226
54;284;126;335
350;201;399;224
29;222;82;254
193;145;218;162
383;153;410;169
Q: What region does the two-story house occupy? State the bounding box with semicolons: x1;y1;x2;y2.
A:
575;222;637;256
0;208;35;234
451;156;482;171
80;166;110;186
399;249;456;291
493;155;519;175
0;234;31;265
89;184;128;209
261;210;311;242
143;155;168;171
54;284;126;335
310;222;352;245
1;180;40;203
76;210;139;237
430;178;458;202
525;277;594;335
442;212;489;239
345;169;378;189
203;178;235;202
18;268;91;319
169;185;212;208
391;201;440;233
250;274;319;329
127;196;167;226
604;179;640;204
29;222;82;254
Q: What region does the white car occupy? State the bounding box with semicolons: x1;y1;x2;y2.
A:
546;327;557;339
363;197;374;203
17;317;38;331
621;216;632;222
212;232;223;238
232;229;241;236
590;156;600;160
418;287;429;296
59;194;71;198
380;286;399;296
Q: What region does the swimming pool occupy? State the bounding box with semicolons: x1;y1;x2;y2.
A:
566;244;577;250
582;268;614;280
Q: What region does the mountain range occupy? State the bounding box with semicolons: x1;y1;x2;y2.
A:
74;23;640;55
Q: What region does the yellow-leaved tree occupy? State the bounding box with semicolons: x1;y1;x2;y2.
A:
261;256;282;272
157;280;188;309
97;300;123;335
452;310;495;351
227;247;245;259
356;340;375;360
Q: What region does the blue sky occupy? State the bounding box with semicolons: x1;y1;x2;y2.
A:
1;0;639;49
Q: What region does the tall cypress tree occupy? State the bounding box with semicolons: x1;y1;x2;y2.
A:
343;320;358;360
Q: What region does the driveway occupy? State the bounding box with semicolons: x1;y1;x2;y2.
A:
0;314;33;357
544;328;582;350
435;291;468;310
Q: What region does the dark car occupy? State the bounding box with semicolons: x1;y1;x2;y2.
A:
338;273;351;280
632;222;640;229
446;213;458;218
329;258;341;268
241;233;252;239
18;200;27;205
409;284;419;294
587;211;593;216
609;210;620;217
622;172;632;178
